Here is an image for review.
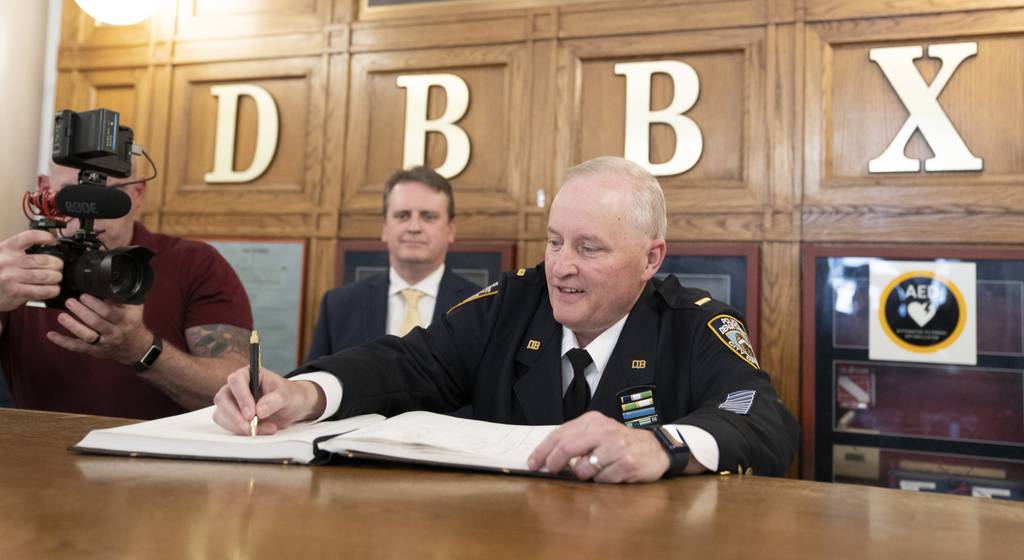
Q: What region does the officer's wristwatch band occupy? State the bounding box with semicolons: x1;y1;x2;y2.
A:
132;334;163;372
649;425;691;477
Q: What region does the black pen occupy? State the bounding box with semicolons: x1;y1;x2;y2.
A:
249;330;260;437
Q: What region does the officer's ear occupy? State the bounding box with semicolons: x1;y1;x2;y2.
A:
37;174;51;191
642;239;667;282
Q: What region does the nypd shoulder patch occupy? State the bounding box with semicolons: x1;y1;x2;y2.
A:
707;314;759;369
718;390;756;415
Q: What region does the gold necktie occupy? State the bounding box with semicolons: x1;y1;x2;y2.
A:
399;288;424;336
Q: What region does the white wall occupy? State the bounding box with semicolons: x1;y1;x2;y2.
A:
0;0;55;239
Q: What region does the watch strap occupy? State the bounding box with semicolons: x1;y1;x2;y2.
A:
649;425;691;477
132;334;163;372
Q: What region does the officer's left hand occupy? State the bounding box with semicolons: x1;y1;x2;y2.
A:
46;294;151;365
527;411;670;483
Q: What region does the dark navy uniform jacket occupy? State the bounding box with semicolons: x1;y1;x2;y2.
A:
295;263;799;476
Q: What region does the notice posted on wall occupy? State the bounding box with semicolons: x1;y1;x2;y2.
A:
207;240;305;374
869;260;976;365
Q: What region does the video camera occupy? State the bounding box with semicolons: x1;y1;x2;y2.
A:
23;108;154;309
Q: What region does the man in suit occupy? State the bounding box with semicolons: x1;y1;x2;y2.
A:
306;166;479;359
214;156;798;484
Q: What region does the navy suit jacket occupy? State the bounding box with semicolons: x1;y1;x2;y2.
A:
306;267;480;360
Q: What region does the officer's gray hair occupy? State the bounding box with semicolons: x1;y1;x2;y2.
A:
563;156;667;240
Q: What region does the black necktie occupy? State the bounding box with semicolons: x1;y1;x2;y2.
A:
563;348;593;421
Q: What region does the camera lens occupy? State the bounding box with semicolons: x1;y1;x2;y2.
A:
71;246;154;304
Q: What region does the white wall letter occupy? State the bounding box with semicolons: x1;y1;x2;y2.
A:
614;60;703;177
868;42;982;173
396;73;470;179
204;84;280;183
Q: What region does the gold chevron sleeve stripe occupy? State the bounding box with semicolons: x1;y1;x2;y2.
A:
446;290;499;314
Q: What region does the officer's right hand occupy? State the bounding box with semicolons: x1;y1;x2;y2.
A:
0;230;62;312
212;367;327;435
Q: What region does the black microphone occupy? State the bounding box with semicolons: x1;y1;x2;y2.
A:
53;184;132;219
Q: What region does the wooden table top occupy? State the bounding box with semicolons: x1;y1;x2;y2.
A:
0;408;1021;559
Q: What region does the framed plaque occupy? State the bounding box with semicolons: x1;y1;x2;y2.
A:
660;242;759;346
803;245;1024;498
336;241;514;290
204;239;307;375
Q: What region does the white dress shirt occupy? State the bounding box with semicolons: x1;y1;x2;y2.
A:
385;264;445;336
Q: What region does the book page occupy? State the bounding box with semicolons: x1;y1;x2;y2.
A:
319;411;558;471
73;407;384;464
94;406;381;444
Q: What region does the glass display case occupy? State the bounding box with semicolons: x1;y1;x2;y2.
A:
803;245;1024;501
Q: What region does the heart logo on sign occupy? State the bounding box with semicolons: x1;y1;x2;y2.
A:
907;301;936;327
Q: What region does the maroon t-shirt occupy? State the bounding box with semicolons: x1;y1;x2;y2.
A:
0;222;252;419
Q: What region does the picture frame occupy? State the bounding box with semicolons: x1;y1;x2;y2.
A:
201;238;308;375
661;242;759;346
336;240;515;290
802;244;1024;492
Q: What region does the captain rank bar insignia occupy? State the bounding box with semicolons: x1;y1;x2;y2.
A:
618;386;659;427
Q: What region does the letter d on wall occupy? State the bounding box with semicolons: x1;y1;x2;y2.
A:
396;74;471;179
204;84;280;184
614;61;703;177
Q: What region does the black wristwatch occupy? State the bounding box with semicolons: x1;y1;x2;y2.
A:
649;425;691;477
132;334;163;372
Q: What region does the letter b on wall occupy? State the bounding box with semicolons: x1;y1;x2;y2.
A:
614;60;703;177
396;73;471;179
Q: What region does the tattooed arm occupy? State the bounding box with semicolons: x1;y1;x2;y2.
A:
135;323;250;410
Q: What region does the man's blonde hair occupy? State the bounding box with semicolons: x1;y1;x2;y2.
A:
563;156;667;240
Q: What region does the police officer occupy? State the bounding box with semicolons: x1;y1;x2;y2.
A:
213;156;799;483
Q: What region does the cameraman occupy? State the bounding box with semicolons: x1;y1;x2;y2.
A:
0;164;254;419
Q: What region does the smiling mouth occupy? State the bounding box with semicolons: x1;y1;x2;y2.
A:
557;287;585;294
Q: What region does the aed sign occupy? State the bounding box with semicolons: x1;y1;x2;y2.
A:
869;260;976;365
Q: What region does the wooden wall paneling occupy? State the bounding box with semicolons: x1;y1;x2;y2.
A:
803;8;1024;242
302;236;339;358
162;57;327;219
769;0;798;22
355;0;591;22
519;239;547;269
333;0;356;24
557;0;768;39
350;13;531;52
802;0;1024;22
323;53;351;214
520;12;559;249
556;27;771;240
765;23;801;241
171;34;327;65
160;213;315;237
142;64;173;230
175;0;332;40
760;241;801;430
341;43;529;240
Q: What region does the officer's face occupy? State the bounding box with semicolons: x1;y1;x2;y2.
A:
545;174;664;347
382;180;455;273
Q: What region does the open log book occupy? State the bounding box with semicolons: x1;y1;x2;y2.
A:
72;407;560;475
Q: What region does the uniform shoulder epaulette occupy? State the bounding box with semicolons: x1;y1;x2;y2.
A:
660;283;717;310
511;265;545;284
447;281;499;314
